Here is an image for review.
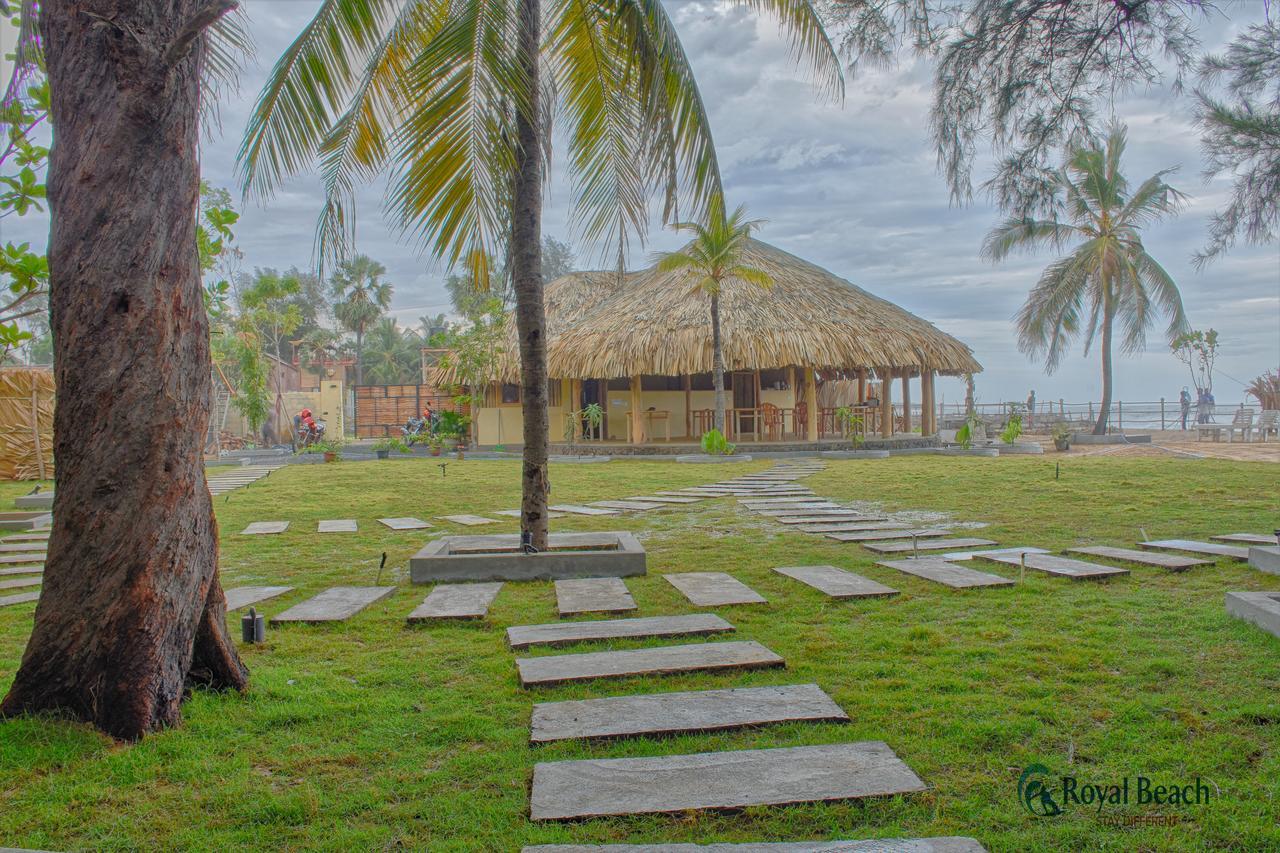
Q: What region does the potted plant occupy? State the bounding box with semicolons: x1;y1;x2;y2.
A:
304;438;343;463
371;437;408;459
427;434;444;457
1051;422;1072;452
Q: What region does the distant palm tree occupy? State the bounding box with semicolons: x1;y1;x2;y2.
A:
655;195;773;435
982;125;1188;435
331;254;393;384
363;318;422;384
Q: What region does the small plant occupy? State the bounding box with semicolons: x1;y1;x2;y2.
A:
437;409;469;441
304;438;344;460
955;412;984;450
834;406;865;448
371;437;409;457
1000;413;1023;445
427;433;444;455
700;428;736;456
565;402;605;442
1051;421;1072;451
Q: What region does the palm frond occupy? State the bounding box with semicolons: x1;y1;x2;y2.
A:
734;0;844;99
980;217;1079;260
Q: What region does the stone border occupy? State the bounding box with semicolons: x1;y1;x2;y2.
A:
410;531;646;582
675;454;754;463
1249;545;1280;575
819;450;890;460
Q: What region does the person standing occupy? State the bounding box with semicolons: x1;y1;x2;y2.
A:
1179;387;1191;430
1026;389;1036;428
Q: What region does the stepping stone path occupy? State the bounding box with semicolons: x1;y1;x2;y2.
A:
0;566;42;576
940;546;1048;561
1067;545;1210;570
224;586;294;610
521;840;985;852
555;577;636;616
494;509;568;519
207;464;284;496
317;519;357;533
437;514;501;526
1;532;49;542
750;503;844;513
408;582;503;621
625;495;702;504
879;558;1014;588
975;553;1129;581
530;683;848;743
773;565;899;599
795;521;902;532
0;542;48;553
529;741;926;820
1140;539;1250;561
549;504;618;516
0;577;40;591
1212;533;1279;545
240;521;289;535
736;496;822;504
0;553;45;565
828;528;949;543
516;640;784;687
665;572;766;606
0;591;39;608
589;500;665;511
507;614;733;650
865;537;998;554
378;517;432;530
271;586;396;624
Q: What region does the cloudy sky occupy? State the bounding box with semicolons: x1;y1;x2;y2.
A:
3;2;1277;408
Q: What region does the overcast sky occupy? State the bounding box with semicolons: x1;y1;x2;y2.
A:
3;2;1277;407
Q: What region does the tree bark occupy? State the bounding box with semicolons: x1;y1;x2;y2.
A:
710;291;726;435
1095;295;1114;435
1;0;248;741
512;0;549;549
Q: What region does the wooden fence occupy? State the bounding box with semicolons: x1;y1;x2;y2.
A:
0;367;54;480
353;384;468;438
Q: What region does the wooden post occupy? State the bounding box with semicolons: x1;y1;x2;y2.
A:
630;375;643;444
880;369;893;437
571;379;583;439
31;388;46;481
920;370;934;436
804;367;818;441
856;368;867;403
900;371;912;433
683;373;692;439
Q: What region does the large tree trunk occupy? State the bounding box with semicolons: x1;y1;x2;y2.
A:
1094;298;1114;435
1;0;248;741
512;0;550;549
711;291;726;435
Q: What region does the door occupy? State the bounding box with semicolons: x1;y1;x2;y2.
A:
732;372;758;438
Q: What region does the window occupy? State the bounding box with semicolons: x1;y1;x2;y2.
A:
607;377;631;391
641;375;683;391
760;368;790;390
548;380;562;408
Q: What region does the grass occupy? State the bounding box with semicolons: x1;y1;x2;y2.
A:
0;455;1278;851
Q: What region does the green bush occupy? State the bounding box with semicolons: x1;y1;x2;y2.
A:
700;428;736;456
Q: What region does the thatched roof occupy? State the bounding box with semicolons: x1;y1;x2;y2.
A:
432;239;980;384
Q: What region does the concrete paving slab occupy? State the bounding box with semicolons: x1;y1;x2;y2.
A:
1211;533;1279;545
521;838;985;852
408;582;503;621
555;577;637;616
878;558;1013;588
826;529;950;543
864;538;998;553
0;542;48;553
271;586;396;624
773;514;888;525
974;553;1129;581
0;576;41;591
378;517;432;530
1;532;50;542
437;514;501;526
625;495;702;504
516;639;783;687
1250;545;1280;575
1066;545;1210;570
589;500;665;511
0;552;45;564
224;586;294;610
317;519;358;533
736;496;823;504
773;566;899;599
0;591;39;608
940;546;1049;561
240;521;289;535
0;566;42;576
1140;539;1249;561
750;504;844;513
550;504;619;516
494;509;568;519
507;614;734;650
795;522;904;533
529;740;926;820
665;572;767;606
530;683;848;743
1225;591;1280;639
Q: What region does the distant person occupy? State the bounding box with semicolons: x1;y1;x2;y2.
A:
1026;389;1036;427
1179;387;1191;430
1196;389;1215;424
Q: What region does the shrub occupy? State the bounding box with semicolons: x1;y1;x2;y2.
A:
700;428;736;456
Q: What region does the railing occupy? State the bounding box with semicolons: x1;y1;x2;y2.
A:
932;399;1254;431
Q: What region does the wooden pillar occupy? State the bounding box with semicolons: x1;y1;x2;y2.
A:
630;375;644;444
804;367;818;441
856;368;867;403
879;369;893;437
683;374;692;438
921;371;935;436
900;371;912;433
570;379;582;439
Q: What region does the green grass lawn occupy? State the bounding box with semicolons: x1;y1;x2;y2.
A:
1;455;1278;851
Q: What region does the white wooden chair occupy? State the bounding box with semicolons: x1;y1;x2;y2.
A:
1225;408;1255;443
1255;410;1279;442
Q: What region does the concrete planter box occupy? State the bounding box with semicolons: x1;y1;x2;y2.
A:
0;511;52;531
887;447;944;457
411;531;646;583
995;442;1044;455
1070;433;1152;445
820;449;890;460
13;491;54;510
550;455;612;463
1249;545;1280;576
1226;591;1280;639
941;446;999;457
675;454;753;463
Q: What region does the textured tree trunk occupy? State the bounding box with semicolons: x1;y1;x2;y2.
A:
1095;296;1115;435
1;0;248;742
710;291;726;435
512;0;549;549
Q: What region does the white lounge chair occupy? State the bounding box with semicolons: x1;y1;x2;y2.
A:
1255;410;1279;442
1225;408;1255;443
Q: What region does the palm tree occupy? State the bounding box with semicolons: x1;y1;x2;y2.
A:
331;254;393;384
982;125;1188;435
363;318;423;384
239;0;840;548
655;195;773;435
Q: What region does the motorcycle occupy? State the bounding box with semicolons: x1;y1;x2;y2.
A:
296;420;326;450
401;416;428;445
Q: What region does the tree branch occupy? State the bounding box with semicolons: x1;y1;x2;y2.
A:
164;0;238;68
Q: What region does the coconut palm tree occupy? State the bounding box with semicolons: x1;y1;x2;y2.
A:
331;254;393;384
239;0;840;548
363;318;423;384
982;125;1188;435
655;195;773;435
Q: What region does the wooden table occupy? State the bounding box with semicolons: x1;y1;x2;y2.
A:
625;410;671;442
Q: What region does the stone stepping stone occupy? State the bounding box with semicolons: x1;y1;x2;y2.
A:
827;528;950;543
974;553;1129;581
408;582;503;621
0;552;45;564
494;509;568;519
625;495;702;504
1066;545;1210;570
1212;533;1279;545
1;532;50;542
549;504;618;516
317;519;357;533
522;838;985;852
864;537;998;553
516;639;783;687
529;740;925;821
665;572;766;606
555;577;636;616
446;532;622;555
736;496;821;504
271;586;396;624
240;521;289;535
507;613;733;650
224;586;294;611
939;546;1048;561
1140;539;1249;562
878;558;1013;588
0;542;48;553
1225;591;1280;639
0;576;41;591
797;521;906;533
0;566;42;576
588;500;664;511
437;514;501;526
378;517;432;530
530;683;849;744
0;591;39;608
752;504;844;514
773;565;899;599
